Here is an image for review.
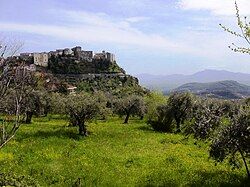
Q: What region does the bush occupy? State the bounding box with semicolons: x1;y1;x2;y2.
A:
148;92;195;133
210;109;250;178
144;91;167;122
148;105;175;132
0;173;37;186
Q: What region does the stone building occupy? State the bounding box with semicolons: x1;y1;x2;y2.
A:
56;49;63;56
106;52;115;62
94;51;107;60
33;52;48;67
94;51;115;62
48;51;58;57
20;52;33;57
72;46;82;56
63;48;73;56
67;85;77;95
19;46;116;68
81;51;93;61
20;53;33;61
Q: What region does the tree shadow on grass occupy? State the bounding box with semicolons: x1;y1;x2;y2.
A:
136;125;156;132
189;170;250;187
140;169;249;187
16;128;85;141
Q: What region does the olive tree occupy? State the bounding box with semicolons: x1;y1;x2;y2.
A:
168;92;195;132
114;95;146;124
66;92;106;136
210;109;250;178
185;98;225;140
147;92;194;133
21;90;47;124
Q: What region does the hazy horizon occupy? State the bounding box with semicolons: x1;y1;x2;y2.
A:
134;69;250;76
1;0;250;75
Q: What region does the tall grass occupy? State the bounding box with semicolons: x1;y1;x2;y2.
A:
0;117;248;186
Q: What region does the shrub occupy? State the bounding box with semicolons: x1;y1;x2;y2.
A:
148;105;175;132
144;91;167;122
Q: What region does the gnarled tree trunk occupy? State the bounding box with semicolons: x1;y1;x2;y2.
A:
78;121;88;136
238;147;250;178
25;111;33;124
124;113;130;124
175;118;181;133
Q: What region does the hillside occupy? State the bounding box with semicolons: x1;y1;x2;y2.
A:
173;80;250;99
48;55;125;74
46;55;145;94
137;69;250;91
12;47;146;94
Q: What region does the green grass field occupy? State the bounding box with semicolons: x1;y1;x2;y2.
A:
0;117;249;186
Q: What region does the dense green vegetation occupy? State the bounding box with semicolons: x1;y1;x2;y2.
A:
48;55;124;74
0;63;249;186
74;75;144;95
0;116;249;186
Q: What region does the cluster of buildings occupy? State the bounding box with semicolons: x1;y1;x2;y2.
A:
19;46;116;68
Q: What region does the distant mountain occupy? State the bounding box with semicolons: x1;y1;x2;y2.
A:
173;80;250;99
137;69;250;92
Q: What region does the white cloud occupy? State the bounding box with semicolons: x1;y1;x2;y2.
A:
0;5;246;61
125;16;150;23
179;0;250;16
0;10;193;54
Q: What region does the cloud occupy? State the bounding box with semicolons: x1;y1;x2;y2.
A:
125;16;150;23
0;9;193;54
0;3;245;61
179;0;250;16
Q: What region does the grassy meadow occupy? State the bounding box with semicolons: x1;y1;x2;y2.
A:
0;116;249;186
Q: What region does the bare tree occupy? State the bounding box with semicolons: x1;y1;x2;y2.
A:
0;37;28;149
0;35;23;58
220;1;250;54
0;66;35;148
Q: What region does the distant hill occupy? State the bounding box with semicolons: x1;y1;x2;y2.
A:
137;69;250;92
172;80;250;99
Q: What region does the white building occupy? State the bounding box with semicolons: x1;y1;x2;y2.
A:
33;52;48;67
94;51;116;62
106;52;115;62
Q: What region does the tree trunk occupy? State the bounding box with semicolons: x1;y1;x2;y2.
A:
44;108;48;117
239;148;250;178
140;115;144;120
175;118;181;133
124;113;130;124
25;111;33;124
78;121;88;136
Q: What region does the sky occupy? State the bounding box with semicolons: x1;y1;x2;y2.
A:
0;0;250;75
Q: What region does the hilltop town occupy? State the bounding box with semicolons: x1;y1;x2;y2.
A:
5;46;144;94
12;46;117;72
